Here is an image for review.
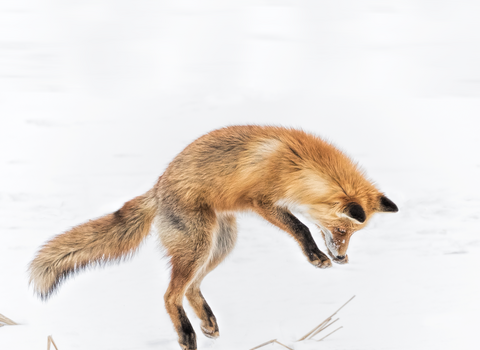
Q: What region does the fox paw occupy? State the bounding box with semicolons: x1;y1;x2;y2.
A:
314;258;332;269
307;249;332;269
201;318;219;339
308;255;331;269
307;250;332;269
179;332;197;350
201;326;219;339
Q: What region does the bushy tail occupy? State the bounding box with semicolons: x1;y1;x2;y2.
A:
29;189;157;299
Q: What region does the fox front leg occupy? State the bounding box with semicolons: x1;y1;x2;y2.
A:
280;210;332;268
253;203;332;269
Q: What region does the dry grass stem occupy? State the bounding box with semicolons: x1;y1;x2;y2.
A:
297;318;330;341
47;335;59;350
317;326;343;342
305;318;331;340
252;296;354;348
274;340;294;350
297;295;354;341
309;318;339;339
297;295;355;341
0;313;17;325
249;339;276;350
332;295;356;316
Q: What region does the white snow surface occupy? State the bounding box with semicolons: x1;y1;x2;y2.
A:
1;1;480;349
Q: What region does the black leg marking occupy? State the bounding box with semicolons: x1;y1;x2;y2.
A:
253;201;331;268
282;211;327;259
177;306;196;350
201;301;219;338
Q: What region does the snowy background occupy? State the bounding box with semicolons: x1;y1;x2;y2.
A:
1;1;480;349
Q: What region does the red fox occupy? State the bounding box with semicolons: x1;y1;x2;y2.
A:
29;125;398;350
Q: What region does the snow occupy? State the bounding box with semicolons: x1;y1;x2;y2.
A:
1;1;480;349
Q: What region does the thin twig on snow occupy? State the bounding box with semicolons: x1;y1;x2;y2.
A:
309;317;339;339
249;339;276;350
47;335;59;350
0;313;17;325
316;326;343;342
274;340;294;350
297;295;355;341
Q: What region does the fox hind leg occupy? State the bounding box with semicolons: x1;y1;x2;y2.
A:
165;263;200;350
161;208;219;350
185;213;237;339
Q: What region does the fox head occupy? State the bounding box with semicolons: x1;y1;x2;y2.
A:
277;135;399;264
309;195;398;263
282;166;398;264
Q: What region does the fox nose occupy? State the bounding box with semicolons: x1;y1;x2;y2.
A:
336;255;346;260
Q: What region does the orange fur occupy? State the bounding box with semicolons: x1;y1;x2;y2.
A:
29;125;397;350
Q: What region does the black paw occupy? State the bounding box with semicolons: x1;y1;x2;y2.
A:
179;331;196;350
308;250;332;269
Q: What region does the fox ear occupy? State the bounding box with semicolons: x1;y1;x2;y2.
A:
378;195;398;213
344;202;366;223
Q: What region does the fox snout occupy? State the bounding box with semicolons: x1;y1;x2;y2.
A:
329;241;350;264
327;237;349;258
318;226;351;263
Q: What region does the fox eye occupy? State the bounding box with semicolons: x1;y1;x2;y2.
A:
336;228;347;234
